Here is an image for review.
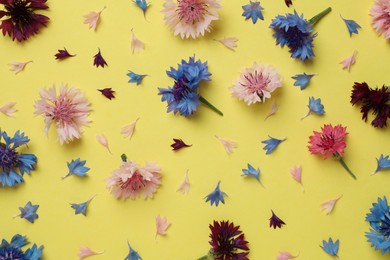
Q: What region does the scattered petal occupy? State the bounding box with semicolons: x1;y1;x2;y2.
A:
292;73;315;90
131;29;145;54
9;61;32;74
0;102;17;117
63;158;90;179
177;171;190;194
320;238;339;257
83;6;106;30
262;135;286;154
321;195;343;215
277;251;298;260
214;37;238;50
16;201;39;223
372;154;390;175
78;246;104;259
93;49;108;68
269;210;286;229
121;118;140;139
55;48;75;60
341;16;361;37
265;100;278;121
242;1;264;24
156;215;171;237
171;138;191;151
302;97;325;119
284;0;293;7
241;163;264;187
204;181;228;207
71;195;96;216
133;0;149;18
125;242;142;260
98;88;115;100
96;134;112;154
340;50;357;72
127;71;147;85
215;135;237;154
289;165;304;191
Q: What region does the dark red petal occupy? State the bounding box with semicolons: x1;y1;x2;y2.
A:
351;82;370;105
98;88;115;100
55;48;75;60
93;49;108;68
28;0;49;9
284;0;292;7
0;10;7;19
0;18;13;36
171;138;191;150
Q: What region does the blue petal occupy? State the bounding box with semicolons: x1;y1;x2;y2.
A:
341;16;361;37
366;229;390;254
25;244;44;260
19;201;39;223
0;169;23;187
70;196;94;216
127;71;147;85
241;163;261;182
366;197;390;223
204;181;228;207
65;158;90;178
292;73;315;90
133;0;148;13
373;155;390;174
125;242;142;260
242;1;264;24
306;96;325;116
320;238;339;257
10;234;28;248
18;153;37;175
261;136;286;154
10;130;30;148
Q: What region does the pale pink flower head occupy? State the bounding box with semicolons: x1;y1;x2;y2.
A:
230;63;282;105
106;158;161;200
370;0;390;39
308;124;348;159
34;84;92;144
161;0;221;39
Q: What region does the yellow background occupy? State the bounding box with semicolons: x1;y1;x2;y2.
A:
1;0;390;259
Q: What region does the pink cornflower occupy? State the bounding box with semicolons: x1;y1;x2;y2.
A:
106;156;161;200
230;63;282;105
34;84;91;144
161;0;221;39
308;124;356;179
370;0;390;39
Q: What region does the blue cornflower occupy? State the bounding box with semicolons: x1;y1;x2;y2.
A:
372;155;390;175
292;73;315;90
0;130;37;187
302;97;325;119
241;163;264;187
269;8;331;61
133;0;148;17
341;16;361;37
17;201;39;223
204;181;228;207
125;242;142;260
62;158;90;179
158;56;222;117
366;197;390;254
320;238;340;257
242;1;264;24
0;234;43;260
262;136;286;154
70;195;96;216
127;70;147;85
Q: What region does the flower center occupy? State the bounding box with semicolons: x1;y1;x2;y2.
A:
49;97;75;125
284;26;310;51
177;0;207;23
0;145;19;171
0;245;25;260
242;71;269;96
7;0;33;26
120;171;146;191
172;79;190;101
215;236;235;257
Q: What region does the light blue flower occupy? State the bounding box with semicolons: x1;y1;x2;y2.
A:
0;130;37;187
70;195;96;216
242;1;264;24
302;97;325;119
0;234;43;260
204;181;228;207
127;70;147;85
17;201;39;223
133;0;148;16
372;155;390;175
292;73;315;90
262;136;286;154
63;158;90;179
125;242;142;260
341;16;361;37
320;238;339;257
241;163;264;187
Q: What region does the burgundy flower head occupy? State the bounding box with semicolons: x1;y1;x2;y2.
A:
0;0;49;42
93;48;107;68
209;220;249;260
269;210;286;229
171;138;191;151
351;82;390;128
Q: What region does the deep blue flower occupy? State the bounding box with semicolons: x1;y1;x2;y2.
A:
127;71;147;85
262;136;286;154
0;130;37;187
372;155;390;175
17;201;39;223
366;197;390;254
204;181;228;207
321;238;339;257
0;234;43;260
70;195;96;216
292;73;315;90
302;97;325;119
242;1;264;24
241;163;264;187
125;242;142;260
63;158;90;179
341;16;361;37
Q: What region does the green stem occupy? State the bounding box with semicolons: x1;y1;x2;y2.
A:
199;96;223;116
197;256;208;260
309;7;332;26
337;156;357;180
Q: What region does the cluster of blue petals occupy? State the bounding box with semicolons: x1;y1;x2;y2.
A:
0;234;43;260
366;197;390;254
158;57;211;117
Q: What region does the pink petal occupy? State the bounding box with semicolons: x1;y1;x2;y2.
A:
289;165;304;191
83;6;106;31
77;246;104;259
121;118;139;139
340;50;357;72
215;135;237;154
177;171;190;195
96;134;112;154
156;215;171;237
265;100;278;121
214;37;238;50
8;61;32;74
0;102;17;117
277;251;299;260
131;29;145;54
321;195;343;215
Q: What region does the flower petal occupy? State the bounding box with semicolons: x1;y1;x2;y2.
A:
78;246;104;259
321;195;342;215
9;61;32;74
265;100;278;121
214;37;238;50
96;134;112;154
121;118;140;139
177;171;190;194
131;29;145;54
156;215;171;237
0;102;17;117
83;6;106;30
215;135;237;154
289;165;304;191
340;50;357;72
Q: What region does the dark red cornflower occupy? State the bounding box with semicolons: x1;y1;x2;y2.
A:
269;210;285;229
351;82;390;128
55;48;75;60
171;138;191;151
93;48;107;68
98;88;115;100
284;0;292;7
208;220;249;260
0;0;49;42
